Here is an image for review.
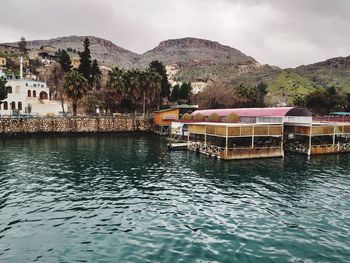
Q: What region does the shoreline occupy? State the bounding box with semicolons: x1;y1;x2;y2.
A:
0;116;153;138
0;130;155;139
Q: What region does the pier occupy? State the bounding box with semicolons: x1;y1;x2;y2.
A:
284;121;350;155
165;107;350;160
186;122;284;160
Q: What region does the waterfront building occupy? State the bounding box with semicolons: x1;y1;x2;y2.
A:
191;107;311;123
169;107;350;158
0;57;66;117
284;121;350;155
153;104;198;134
0;79;66;116
186;122;284;160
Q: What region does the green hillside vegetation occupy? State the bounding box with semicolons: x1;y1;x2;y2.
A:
296;68;350;93
266;70;321;105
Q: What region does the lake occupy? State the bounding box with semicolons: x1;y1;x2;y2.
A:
0;135;349;262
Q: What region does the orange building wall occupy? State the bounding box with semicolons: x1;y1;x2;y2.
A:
154;109;180;126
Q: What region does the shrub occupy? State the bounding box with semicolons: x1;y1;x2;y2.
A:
181;113;192;121
226;113;239;123
193;113;205;122
208;112;221;122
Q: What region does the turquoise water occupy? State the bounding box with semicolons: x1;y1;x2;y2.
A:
0;135;349;262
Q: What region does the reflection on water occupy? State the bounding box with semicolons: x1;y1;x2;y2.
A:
0;135;349;262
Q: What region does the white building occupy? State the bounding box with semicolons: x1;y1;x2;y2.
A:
0;57;66;117
0;79;66;116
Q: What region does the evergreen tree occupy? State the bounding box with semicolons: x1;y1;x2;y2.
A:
0;77;8;105
149;60;170;100
170;84;180;102
178;82;192;103
18;36;27;55
78;38;92;84
91;59;102;89
57;50;72;72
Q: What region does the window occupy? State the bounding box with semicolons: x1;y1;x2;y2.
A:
26;83;28;87
6;86;12;94
33;90;36;97
18;102;22;111
39;91;48;100
11;101;16;110
41;84;44;88
3;102;8;110
27;90;31;97
33;84;36;87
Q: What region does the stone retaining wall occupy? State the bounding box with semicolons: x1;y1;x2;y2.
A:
0;116;152;135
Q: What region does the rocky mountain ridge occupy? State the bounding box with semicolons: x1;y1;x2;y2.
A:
4;35;260;72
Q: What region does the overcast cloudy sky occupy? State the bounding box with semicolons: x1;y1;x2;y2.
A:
1;0;349;68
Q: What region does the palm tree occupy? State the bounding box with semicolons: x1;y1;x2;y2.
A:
64;70;88;116
108;67;125;94
146;69;162;110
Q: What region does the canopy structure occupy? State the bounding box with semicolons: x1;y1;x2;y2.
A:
330;112;350;116
191;107;311;118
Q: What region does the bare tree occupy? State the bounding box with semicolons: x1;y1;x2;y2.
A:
47;63;66;112
194;81;236;109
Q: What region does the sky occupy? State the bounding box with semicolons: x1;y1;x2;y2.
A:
0;0;349;68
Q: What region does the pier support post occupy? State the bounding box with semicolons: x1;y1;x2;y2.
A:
225;126;228;158
308;125;312;156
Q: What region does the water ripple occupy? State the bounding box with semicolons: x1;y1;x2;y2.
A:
0;136;349;262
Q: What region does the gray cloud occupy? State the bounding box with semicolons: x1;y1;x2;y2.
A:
0;0;349;68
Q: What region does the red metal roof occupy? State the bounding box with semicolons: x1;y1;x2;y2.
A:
191;107;297;117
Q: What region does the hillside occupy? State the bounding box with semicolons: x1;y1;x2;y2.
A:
3;35;350;104
141;37;256;67
141;38;263;82
295;56;350;92
7;35;141;69
5;36;265;82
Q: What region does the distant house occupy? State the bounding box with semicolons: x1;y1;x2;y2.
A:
38;51;58;65
71;56;80;69
0;44;23;56
28;48;42;60
40;45;56;53
0;56;6;68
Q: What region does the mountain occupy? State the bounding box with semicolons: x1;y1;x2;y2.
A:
4;35;350;104
141;37;257;67
4;36;270;82
8;35;141;69
141;37;270;83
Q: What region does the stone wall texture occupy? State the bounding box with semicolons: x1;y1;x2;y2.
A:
0;117;152;135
